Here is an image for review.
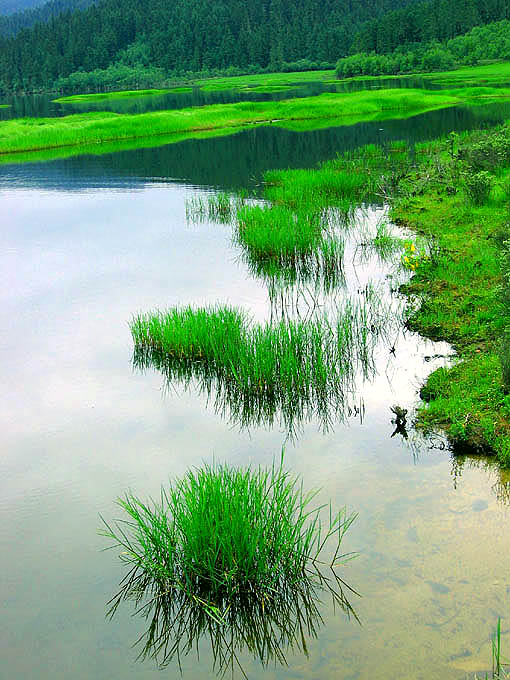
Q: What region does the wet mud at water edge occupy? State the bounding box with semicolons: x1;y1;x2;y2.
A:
1;112;510;680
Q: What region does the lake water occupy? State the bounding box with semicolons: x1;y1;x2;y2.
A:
2;75;510;121
1;103;510;679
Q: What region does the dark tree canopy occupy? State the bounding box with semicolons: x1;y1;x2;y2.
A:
354;0;510;54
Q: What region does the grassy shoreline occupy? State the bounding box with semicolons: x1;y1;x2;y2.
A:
386;132;510;465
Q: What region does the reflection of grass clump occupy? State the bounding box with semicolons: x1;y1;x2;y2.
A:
107;561;357;674
101;460;357;617
370;220;405;261
185;191;248;224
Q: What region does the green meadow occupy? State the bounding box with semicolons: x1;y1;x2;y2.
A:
336;60;510;88
423;61;510;86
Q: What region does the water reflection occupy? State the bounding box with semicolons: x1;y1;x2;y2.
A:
451;454;510;506
5;102;510;191
107;564;358;677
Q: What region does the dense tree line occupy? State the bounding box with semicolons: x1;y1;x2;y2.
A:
337;19;510;78
336;45;453;78
448;20;510;61
353;0;510;54
0;0;96;36
0;0;418;93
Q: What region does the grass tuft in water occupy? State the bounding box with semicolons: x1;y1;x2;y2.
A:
263;167;373;211
235;203;345;275
101;459;357;615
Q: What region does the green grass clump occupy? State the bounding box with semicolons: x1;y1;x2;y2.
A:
264;167;374;209
237;204;327;258
235;204;346;294
102;459;358;673
131;299;391;431
101;460;356;613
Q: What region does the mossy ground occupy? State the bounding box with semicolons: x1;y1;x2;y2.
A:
391;140;510;465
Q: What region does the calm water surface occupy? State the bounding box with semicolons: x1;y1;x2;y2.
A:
1;107;510;679
0;79;424;120
2;76;510;121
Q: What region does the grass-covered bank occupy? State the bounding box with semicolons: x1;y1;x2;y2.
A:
0;89;459;162
385;129;510;465
260;128;510;465
267;131;510;465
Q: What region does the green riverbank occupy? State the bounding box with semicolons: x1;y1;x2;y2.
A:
260;134;510;465
234;130;510;465
388;130;510;465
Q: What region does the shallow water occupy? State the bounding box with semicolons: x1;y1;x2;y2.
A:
1;109;510;679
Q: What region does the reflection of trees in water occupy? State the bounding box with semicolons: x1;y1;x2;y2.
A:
107;564;359;677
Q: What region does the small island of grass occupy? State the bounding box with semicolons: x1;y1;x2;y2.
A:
102;459;356;616
53;87;184;104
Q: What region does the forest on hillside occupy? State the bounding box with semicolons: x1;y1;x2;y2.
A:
0;0;418;92
337;20;510;77
0;0;509;94
354;0;510;53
